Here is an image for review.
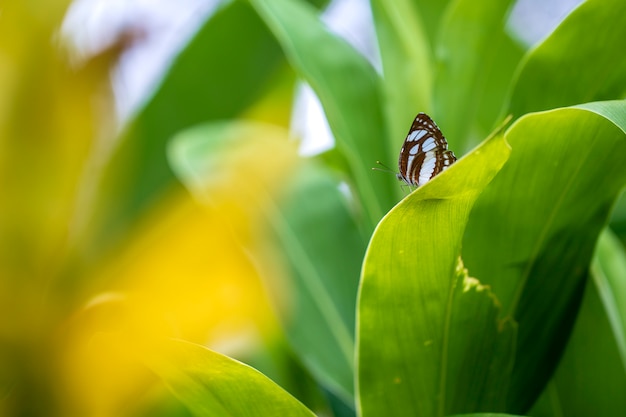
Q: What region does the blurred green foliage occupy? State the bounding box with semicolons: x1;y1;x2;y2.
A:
2;0;626;416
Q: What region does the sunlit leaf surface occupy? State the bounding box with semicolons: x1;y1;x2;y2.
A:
142;338;316;417
358;133;512;416
463;101;626;412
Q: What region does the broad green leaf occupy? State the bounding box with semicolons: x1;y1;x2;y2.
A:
507;0;626;117
358;133;513;417
168;121;365;403
609;191;626;240
433;0;524;149
530;257;626;417
89;1;286;252
592;229;626;370
411;0;453;50
264;163;365;403
576;100;626;130
463;101;626;412
370;0;433;165
250;0;395;230
142;338;316;417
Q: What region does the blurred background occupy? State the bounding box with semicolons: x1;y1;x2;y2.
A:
0;0;593;416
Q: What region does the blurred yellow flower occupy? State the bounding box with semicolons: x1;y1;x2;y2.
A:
0;3;296;416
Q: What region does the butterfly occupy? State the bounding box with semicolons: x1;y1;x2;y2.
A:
396;112;456;187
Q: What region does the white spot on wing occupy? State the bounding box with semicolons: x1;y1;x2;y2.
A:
418;152;437;184
406;154;416;173
421;137;436;152
408;129;427;142
422;156;437;168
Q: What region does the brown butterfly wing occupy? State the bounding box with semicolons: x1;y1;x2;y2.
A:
397;113;456;186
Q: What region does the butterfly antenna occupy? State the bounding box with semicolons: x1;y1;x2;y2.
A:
372;160;396;175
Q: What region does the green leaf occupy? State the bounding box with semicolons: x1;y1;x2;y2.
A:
89;1;285;252
357;132;512;417
433;0;524;149
530;252;626;416
507;0;626;117
463;101;626;412
609;191;626;241
168;120;365;404
576;100;626;131
142;338;317;417
250;0;395;230
411;0;453;50
370;0;433;163
264;163;365;403
592;229;626;370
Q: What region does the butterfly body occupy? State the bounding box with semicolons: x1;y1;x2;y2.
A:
397;112;456;187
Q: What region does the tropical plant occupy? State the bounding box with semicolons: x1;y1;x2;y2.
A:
1;0;625;416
